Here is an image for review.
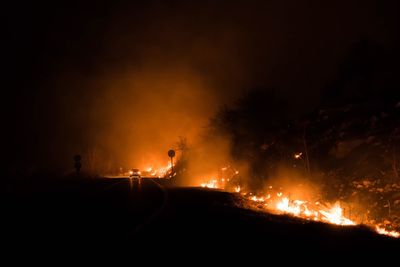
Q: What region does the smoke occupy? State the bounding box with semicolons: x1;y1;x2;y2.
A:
85;66;220;172
263;165;322;200
6;0;395;176
183;134;233;186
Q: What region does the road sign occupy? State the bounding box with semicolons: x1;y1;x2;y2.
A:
168;149;175;158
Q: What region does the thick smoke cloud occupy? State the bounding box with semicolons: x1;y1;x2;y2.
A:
5;0;396;175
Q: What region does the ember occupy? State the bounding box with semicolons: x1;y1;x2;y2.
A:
294;152;303;159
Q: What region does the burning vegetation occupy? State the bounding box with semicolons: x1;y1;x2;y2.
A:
136;62;400;240
189;47;400;239
198;167;400;238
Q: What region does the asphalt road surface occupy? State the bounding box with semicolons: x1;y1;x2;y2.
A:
4;177;167;248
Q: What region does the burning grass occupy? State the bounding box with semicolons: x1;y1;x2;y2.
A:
121;160;400;239
199;176;400;238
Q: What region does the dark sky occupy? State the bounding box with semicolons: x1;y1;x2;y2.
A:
4;0;399;173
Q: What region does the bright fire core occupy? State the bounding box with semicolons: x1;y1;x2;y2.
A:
124;162;399;239
200;176;400;239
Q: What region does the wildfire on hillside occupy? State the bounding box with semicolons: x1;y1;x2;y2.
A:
123;160;400;238
199;171;400;239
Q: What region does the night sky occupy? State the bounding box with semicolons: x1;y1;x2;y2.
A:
4;0;399;174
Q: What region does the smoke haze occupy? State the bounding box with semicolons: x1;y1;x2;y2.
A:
5;0;398;175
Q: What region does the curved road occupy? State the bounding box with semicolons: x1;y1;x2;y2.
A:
5;177;167;246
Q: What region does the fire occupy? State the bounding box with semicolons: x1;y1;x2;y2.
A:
294;152;303;159
275;196;323;220
277;197;301;216
375;226;400;238
198;177;399;238
133;161;399;238
318;203;355;226
201;179;219;189
140;162;174;178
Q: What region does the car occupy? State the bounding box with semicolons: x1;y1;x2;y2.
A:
129;168;141;178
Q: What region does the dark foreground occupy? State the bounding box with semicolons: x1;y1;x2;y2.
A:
3;176;399;254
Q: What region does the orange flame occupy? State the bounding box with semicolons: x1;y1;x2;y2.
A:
198;177;399;238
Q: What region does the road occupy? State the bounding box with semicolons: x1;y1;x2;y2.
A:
4;176;399;252
4;177;167;248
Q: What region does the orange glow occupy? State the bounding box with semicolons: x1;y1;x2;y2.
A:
198;176;399;238
201;179;219;189
294;152;302;159
134;162;174;178
318;203;355;226
375;226;400;238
